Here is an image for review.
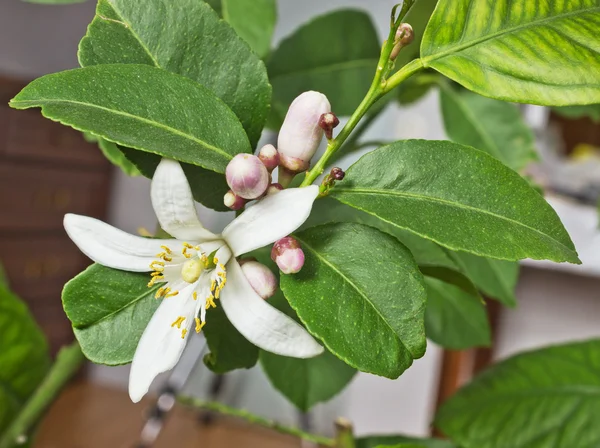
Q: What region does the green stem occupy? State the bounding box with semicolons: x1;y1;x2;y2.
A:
383;58;425;94
334;418;356;448
0;343;84;448
177;396;335;446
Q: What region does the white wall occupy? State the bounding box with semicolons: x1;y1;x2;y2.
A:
2;0;600;441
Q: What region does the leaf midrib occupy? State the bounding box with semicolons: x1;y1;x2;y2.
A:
270;58;377;80
295;235;411;356
10;98;233;163
333;187;575;257
422;5;600;65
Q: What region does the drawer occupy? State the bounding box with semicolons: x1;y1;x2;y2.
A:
0;163;110;231
0;235;90;296
3;107;109;168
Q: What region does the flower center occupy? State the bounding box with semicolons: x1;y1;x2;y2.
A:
181;258;204;283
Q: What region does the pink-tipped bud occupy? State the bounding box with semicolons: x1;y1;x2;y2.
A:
278;91;331;173
390;23;414;60
271;236;305;274
266;183;284;196
258;144;280;172
226;154;269;200
224;190;246;210
331;167;345;181
240;260;278;299
319;113;340;140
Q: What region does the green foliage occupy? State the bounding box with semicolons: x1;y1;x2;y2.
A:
421;0;600;106
0;284;51;434
97;139;141;177
79;0;271;148
439;84;538;172
436;339;600;448
425;277;491;350
281;223;426;379
10;64;251;173
553;104;600;122
203;305;259;374
205;0;276;58
62;264;160;365
357;435;455;448
331;140;579;263
267;10;380;125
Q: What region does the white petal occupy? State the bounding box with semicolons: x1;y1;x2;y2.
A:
64;214;173;272
220;260;323;358
129;284;198;402
151;158;217;242
222;185;319;256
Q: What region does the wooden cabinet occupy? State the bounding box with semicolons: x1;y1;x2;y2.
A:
0;76;112;355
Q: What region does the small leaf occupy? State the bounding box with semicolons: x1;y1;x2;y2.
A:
439;85;538;171
267;10;380;125
10;64;251;173
79;0;271;147
425;277;491;350
206;0;277;58
435;339;600;448
0;284;51;433
203;304;259;374
63;264;160;365
421;0;600;106
120;148;231;212
447;251;519;307
357;435;455;448
281;223;426;379
331;140;579;263
97;139;141;177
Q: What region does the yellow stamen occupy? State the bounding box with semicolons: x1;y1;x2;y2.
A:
147;275;164;287
213;257;219;264
195;318;205;333
165;289;179;298
206;296;216;308
171;316;186;329
193;292;198;301
150;260;165;272
181;329;188;339
161;245;172;254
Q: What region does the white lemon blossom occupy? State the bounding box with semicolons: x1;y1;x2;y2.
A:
64;158;323;402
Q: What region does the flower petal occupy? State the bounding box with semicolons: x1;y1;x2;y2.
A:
64;213;173;272
222;185;319;256
220;259;323;358
151;158;217;242
129;284;198;403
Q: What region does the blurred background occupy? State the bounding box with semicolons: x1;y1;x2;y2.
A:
1;0;600;446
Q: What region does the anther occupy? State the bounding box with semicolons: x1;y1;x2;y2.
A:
181;329;188;339
171;316;186;329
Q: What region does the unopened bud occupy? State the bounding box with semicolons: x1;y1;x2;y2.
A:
240;260;278;299
271;236;305;274
225;154;269;200
319;112;340;140
390;23;414;60
258;144;280;172
224;190;246;210
330;167;345;181
266;183;284;195
278;91;331;173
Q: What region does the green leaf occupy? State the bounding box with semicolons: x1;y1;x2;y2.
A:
10;64;251;173
97;139;141;177
203;304;259;374
120;148;230;212
553;104;600;122
421;0;600;106
63;264;160;365
357;435;455;448
281;223;426;379
439;85;538;171
447;251;519;307
331;140;579;263
258;291;356;411
425;277;491;350
435;339;600;448
79;0;271;147
0;284;51;433
267;10;380;125
206;0;276;58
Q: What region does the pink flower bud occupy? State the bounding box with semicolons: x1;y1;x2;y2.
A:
223;190;246;210
266;183;283;196
240;260;278;299
271;236;305;274
226;154;269;200
258;144;280;172
319;112;340;140
278;91;331;173
390;23;414;60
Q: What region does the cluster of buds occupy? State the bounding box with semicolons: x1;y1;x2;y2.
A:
271;236;305;274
